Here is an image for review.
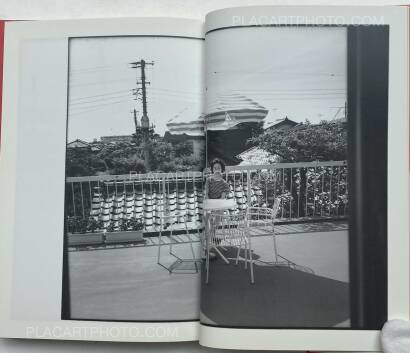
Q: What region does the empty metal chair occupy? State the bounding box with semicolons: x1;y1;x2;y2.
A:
246;198;281;262
205;211;254;284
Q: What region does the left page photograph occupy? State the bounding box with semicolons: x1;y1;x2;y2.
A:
0;18;204;342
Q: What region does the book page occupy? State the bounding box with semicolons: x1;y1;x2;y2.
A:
199;6;409;351
0;18;204;342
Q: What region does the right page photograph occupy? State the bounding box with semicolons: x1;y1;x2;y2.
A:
201;11;391;333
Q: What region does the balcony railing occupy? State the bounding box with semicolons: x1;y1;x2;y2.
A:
224;161;348;220
65;161;348;234
66;172;204;233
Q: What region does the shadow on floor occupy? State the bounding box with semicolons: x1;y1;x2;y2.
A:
201;246;350;328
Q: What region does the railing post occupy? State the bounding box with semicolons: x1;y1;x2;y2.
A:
290;168;293;219
246;170;251;206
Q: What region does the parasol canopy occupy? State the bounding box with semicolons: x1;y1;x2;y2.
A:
166;93;268;136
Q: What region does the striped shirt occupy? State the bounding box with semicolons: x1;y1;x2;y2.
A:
206;176;231;199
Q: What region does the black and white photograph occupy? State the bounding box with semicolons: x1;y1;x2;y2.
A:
0;6;408;350
63;36;205;321
62;25;390;328
200;25;389;329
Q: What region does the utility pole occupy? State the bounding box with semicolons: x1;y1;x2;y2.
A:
130;59;154;171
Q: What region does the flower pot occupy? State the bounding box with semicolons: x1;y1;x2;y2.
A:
105;230;144;244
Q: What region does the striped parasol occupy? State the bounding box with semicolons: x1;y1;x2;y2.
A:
205;93;268;131
166;93;268;136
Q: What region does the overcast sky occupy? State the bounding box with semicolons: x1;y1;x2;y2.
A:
206;26;347;125
68;28;346;142
67;36;203;142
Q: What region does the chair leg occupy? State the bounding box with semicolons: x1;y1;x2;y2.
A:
205;219;211;284
272;232;279;263
244;242;248;270
157;229;162;264
235;239;243;265
249;236;254;284
187;229;196;258
205;246;210;284
186;228;198;273
169;228;173;255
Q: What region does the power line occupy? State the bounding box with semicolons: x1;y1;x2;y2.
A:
69;99;132;111
69;93;133;106
233;93;346;98
147;87;203;96
70;89;132;101
70;62;130;73
209;70;345;77
70;78;133;88
69;104;129;116
229;88;345;92
254;96;346;101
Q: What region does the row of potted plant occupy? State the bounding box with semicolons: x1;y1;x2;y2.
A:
67;216;144;234
67;217;145;245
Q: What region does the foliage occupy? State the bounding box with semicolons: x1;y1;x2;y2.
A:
66;137;202;177
250;119;347;162
119;218;129;231
247;165;348;219
107;218;144;233
247;119;348;217
128;218;144;231
66;216;102;234
87;218;103;233
106;223;116;233
66;149;97;177
67;217;79;234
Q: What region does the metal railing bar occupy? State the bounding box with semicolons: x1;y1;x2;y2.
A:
66;171;203;183
226;160;347;172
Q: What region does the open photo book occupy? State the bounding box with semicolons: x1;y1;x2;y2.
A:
0;5;409;351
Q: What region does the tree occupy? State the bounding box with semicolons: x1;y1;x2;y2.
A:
66;137;204;177
174;141;193;157
250;119;347;162
249;119;348;218
149;140;175;172
66;148;95;177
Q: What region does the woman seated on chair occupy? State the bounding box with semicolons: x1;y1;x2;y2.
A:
205;158;230;200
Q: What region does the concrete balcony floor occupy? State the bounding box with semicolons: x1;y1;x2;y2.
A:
68;221;349;327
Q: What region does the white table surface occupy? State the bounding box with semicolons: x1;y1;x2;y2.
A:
203;198;237;210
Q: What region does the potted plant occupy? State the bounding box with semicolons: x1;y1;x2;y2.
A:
67;216;105;247
105;218;145;244
87;218;104;233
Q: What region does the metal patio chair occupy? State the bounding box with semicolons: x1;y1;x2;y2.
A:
205;211;255;284
156;212;201;274
246;198;281;262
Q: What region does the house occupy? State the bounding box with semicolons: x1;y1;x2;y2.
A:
264;117;298;131
67;139;102;152
235;117;298;166
235;146;279;166
67;139;90;149
163;131;204;159
100;135;134;144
